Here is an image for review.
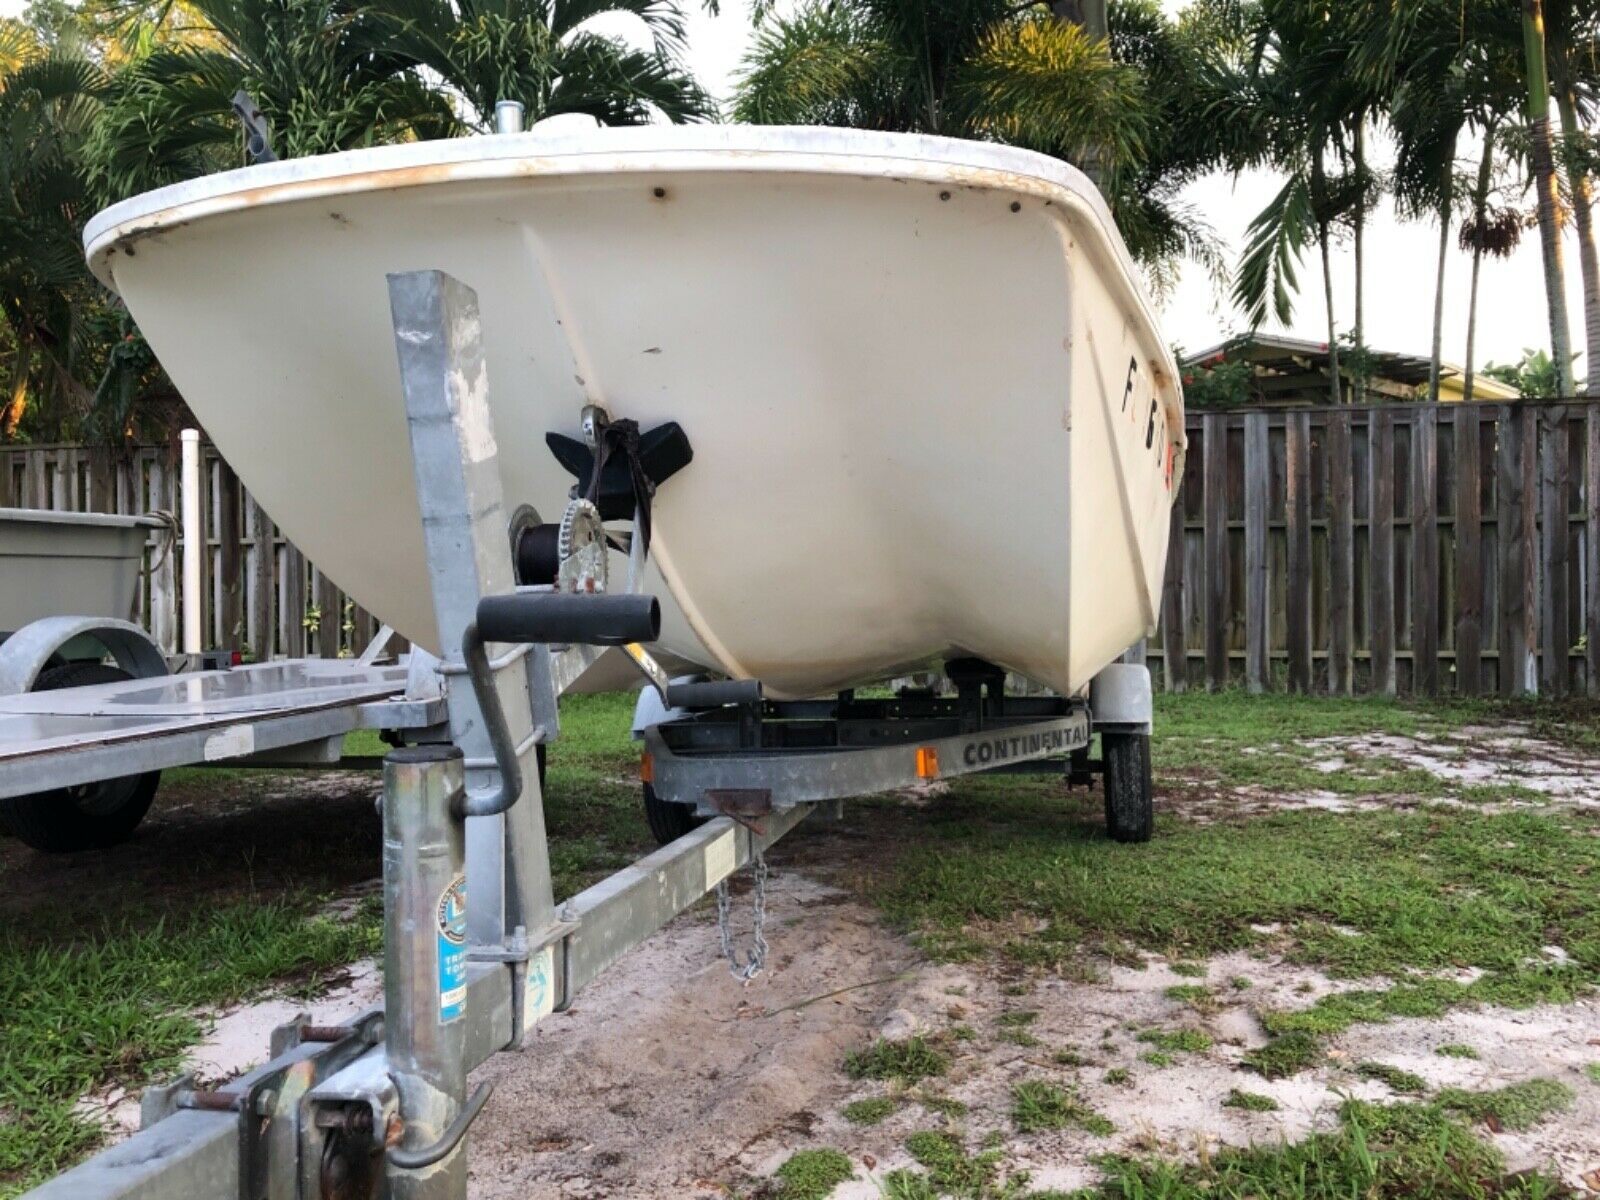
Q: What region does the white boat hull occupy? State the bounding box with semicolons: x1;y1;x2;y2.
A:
86;127;1184;699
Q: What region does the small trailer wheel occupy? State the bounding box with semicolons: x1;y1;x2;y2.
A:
643;782;702;846
1101;731;1153;844
0;663;162;852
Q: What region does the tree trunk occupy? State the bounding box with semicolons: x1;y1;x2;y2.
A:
1429;193;1452;403
1354;114;1367;403
1463;129;1495;404
1313;153;1341;404
1524;0;1577;396
1556;87;1600;394
1051;0;1109;190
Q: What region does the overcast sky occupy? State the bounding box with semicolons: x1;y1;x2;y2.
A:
7;0;1582;377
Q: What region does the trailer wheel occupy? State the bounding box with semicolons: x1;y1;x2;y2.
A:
1101;732;1153;844
0;663;161;852
643;782;701;846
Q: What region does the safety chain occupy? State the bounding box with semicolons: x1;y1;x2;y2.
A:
715;849;769;982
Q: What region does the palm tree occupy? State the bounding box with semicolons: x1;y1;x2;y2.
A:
85;0;450;201
0;37;110;437
1544;0;1600;394
1459;129;1521;402
85;0;710;204
1376;0;1524;401
1225;1;1368;405
1522;0;1577;395
364;0;714;132
733;0;1238;278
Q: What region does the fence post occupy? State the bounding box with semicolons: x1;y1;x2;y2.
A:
1453;405;1483;695
1203;413;1230;691
1539;405;1570;696
217;461;244;652
1160;498;1186;692
1285;411;1312;692
1411;407;1440;695
1499;404;1537;695
1244;412;1269;692
316;569;341;658
1326;410;1354;694
1587;408;1600;696
1369;409;1396;695
246;493;275;660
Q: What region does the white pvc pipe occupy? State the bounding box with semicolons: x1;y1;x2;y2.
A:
181;429;203;654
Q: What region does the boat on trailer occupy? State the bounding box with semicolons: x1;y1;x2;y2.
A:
84;125;1185;700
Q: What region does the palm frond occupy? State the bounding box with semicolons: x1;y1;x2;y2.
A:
956;15;1147;171
1233;171;1312;328
732;3;891;126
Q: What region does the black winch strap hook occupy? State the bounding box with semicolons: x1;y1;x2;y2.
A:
587;418;656;557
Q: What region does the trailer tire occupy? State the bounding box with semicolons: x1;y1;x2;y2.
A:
1101;731;1153;844
0;663;161;852
643;782;701;846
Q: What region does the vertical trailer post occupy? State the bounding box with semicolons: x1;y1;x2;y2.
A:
386;269;555;951
383;746;468;1199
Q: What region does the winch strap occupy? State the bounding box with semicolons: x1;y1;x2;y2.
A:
587;418;656;555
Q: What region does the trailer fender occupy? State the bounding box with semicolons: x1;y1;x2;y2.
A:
0;615;168;696
631;675;703;738
1089;663;1152;735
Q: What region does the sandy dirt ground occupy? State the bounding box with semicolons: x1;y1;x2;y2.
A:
74;728;1600;1198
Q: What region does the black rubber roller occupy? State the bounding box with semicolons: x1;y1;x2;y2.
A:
664;679;764;708
475;592;660;646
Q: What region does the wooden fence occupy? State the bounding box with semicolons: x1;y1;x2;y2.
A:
1;440;383;660
1148;399;1600;697
8;401;1600;696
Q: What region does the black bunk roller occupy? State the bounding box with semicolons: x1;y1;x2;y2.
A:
475;592;659;646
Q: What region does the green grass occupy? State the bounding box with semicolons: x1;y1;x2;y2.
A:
902;1131;1007;1197
1242;1030;1323;1079
1222;1088;1280;1112
0;897;381;1195
995;1010;1038;1027
1010;1081;1114;1136
1103;1068;1130;1086
1436;1079;1575;1131
842;1096;898;1126
1079;1097;1567;1198
1169;961;1207;978
844;1037;950;1084
1136;1027;1212;1054
1586;1062;1600;1085
1356;1062;1429;1095
1163;984;1216;1012
865;693;1600;1086
1435;1043;1479;1059
771;1148;855;1199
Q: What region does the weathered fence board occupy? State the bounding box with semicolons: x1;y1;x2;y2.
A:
1203;414;1230;690
10;400;1600;693
1143;399;1597;696
1;440;374;661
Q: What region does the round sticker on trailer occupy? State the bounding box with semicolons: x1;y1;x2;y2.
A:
436;874;467;1024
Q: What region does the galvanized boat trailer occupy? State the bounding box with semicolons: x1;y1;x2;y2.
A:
7;271;1152;1200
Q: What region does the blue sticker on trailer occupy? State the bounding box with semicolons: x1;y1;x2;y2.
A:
437;874;467;1023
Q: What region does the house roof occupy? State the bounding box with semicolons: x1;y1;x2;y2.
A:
1183;333;1520;400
